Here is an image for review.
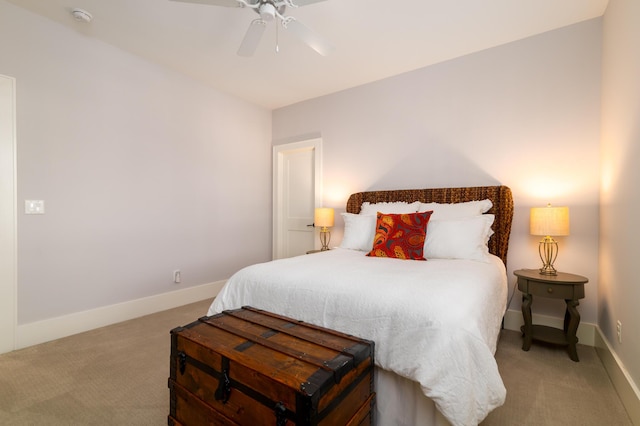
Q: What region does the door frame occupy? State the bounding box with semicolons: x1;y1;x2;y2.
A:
272;138;323;259
0;74;17;354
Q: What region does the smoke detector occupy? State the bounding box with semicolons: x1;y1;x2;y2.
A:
71;8;92;23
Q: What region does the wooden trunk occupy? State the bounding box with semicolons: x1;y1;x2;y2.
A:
168;306;375;426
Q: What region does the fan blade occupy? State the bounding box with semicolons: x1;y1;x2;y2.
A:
285;19;334;56
289;0;327;6
169;0;242;7
237;20;267;57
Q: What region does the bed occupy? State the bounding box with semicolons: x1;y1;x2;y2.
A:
208;185;514;426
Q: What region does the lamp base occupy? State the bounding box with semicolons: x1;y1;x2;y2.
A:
319;227;331;251
538;237;559;276
539;265;558;276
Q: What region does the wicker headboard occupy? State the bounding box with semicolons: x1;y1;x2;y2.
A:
346;185;514;266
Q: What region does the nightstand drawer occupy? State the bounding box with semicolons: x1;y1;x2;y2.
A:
527;281;575;299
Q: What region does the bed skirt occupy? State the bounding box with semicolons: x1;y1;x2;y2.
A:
375;368;450;426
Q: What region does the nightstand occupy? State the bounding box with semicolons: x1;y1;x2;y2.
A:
514;269;588;362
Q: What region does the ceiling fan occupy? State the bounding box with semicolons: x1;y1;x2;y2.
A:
170;0;334;57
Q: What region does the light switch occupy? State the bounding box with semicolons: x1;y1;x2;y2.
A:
25;200;45;214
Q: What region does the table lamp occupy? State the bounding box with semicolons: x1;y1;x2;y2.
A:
314;207;334;251
530;204;570;275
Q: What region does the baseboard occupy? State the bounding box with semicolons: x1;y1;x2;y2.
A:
503;308;596;346
594;328;640;425
15;280;226;350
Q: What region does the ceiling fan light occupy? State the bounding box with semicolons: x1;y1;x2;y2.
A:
259;3;276;21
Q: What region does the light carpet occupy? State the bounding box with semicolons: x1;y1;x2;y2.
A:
0;299;632;425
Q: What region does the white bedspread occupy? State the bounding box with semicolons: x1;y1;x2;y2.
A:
208;248;507;426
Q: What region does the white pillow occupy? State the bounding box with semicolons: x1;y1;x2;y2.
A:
339;213;377;251
359;201;420;215
423;214;495;262
418;199;492;220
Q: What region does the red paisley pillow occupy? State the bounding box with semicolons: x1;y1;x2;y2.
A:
366;211;433;260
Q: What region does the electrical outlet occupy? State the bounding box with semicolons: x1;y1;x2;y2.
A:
616;320;622;344
173;270;181;284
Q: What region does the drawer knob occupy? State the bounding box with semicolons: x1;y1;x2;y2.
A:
547;287;554;293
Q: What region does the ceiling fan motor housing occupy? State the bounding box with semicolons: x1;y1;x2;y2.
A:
259;2;276;21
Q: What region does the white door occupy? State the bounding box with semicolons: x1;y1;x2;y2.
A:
273;139;322;259
0;74;17;354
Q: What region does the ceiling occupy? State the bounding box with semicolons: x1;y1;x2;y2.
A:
7;0;609;109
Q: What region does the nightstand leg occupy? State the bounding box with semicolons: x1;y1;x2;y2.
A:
521;293;533;351
565;299;580;362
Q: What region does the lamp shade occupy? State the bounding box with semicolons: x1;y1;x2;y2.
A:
314;207;334;227
530;205;570;236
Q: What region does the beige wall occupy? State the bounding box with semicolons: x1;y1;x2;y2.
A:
0;1;272;325
600;0;640;394
273;20;603;325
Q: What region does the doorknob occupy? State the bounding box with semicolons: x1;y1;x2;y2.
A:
307;223;315;227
